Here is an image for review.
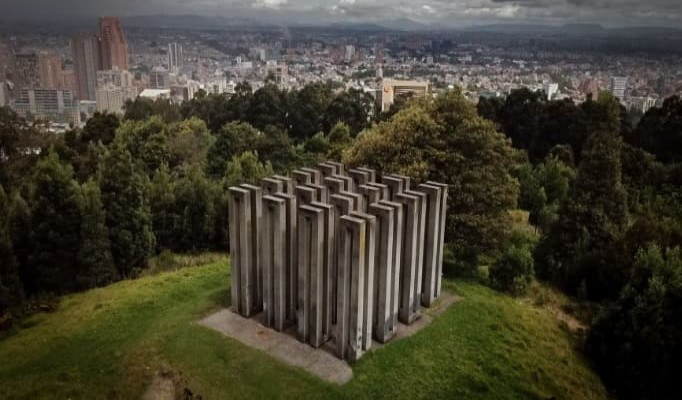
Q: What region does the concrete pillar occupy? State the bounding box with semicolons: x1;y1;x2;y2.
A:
327;161;345;176
329;193;355;326
417;183;443;307
292;170;312;187
349;211;376;351
273;193;298;324
381;175;404;201
339;190;363;212
262;196;287;331
273;175;294;195
366;182;389;200
295;185;317;206
301;167;323;185
324;176;346;197
297;205;326;348
388;174;411;191
318;162;337;179
378;200;403;331
310;201;336;341
368;203;395;343
261;177;283;196
240;184;263;313
404;189;427;314
357;167;376;183
336;215;366;361
426;182;448;298
228;187;256;317
307;183;329;204
357;184;381;213
348;169;370;189
334;174;354;193
395;192;420;324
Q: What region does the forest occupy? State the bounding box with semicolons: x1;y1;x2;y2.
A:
1;82;681;399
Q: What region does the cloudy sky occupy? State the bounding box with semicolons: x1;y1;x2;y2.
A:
2;0;681;27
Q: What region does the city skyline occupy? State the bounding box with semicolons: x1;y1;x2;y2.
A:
2;0;682;29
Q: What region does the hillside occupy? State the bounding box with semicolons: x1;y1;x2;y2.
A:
0;256;607;399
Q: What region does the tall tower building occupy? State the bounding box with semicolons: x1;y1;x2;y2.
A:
37;53;64;89
609;76;627;101
72;33;101;100
13;53;40;88
168;42;183;74
99;17;129;70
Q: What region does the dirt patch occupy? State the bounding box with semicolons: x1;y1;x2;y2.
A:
143;371;175;400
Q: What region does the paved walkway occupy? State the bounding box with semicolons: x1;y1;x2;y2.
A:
198;292;459;384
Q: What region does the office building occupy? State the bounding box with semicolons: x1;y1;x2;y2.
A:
72;33;101;100
97;68;133;88
149;67;170;89
609;76;627;101
96;85;135;114
168;43;183;74
13;53;40;88
13;88;80;125
266;61;288;87
38;53;64;89
99;17;129;70
379;79;429;112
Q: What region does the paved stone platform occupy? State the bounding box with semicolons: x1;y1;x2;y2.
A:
198;292;459;384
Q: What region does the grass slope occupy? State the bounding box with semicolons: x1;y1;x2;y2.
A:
0;257;607;399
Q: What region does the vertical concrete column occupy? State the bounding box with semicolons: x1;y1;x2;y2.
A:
261;177;284;196
318;162;338;179
426;182;448;298
395;192;420;324
357;167;376;183
274;193;298;324
357;185;381;213
417;183;443;307
273;175;294;195
334;174;354;193
366;182;389;200
327;161;345;176
228;187;255;317
381;175;404;201
368;203;395;343
350;211;376;351
336;215;366;362
329;193;355;326
404;189;427;314
297;205;326;347
379;199;403;330
295;185;317;206
301;167;323;185
262;195;287;331
240;184;263;313
324;176;346;197
339;190;363;212
389;174;411;191
310;201;336;341
292;170;312;187
307;183;329;204
348;169;371;189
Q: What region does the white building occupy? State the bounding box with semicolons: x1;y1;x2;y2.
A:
139;89;171;100
379;79;429;112
96;85;137;114
13;88;80;125
609;76;627;101
149;67;170;90
168;43;183;74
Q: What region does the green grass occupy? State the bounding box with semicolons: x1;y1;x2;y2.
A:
0;256;608;399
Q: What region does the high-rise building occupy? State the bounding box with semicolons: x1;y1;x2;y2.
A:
13;53;40;88
149;67;170;89
609;76;627;101
97;68;133;88
99;17;129;70
95;67;136;114
379;79;429;112
72;33;101;100
345;45;355;62
37;53;64;90
168;43;183;74
13;88;80;125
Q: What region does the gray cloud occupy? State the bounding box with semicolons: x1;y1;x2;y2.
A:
1;0;681;27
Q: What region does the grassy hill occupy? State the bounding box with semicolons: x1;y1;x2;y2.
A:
0;256;608;399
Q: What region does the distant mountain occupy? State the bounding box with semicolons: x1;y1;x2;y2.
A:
461;22;682;38
121;14;267;30
375;18;430;31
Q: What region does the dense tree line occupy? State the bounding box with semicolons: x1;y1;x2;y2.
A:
1;82;681;398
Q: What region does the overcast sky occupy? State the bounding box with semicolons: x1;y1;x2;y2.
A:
2;0;681;27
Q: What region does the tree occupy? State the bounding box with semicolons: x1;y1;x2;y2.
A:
124;98;181;123
149;163;178;251
77;180;117;289
476;96;503;123
0;184;24;315
327;122;352;161
174;166;219;251
587;245;682;400
289;82;333;140
223;151;274;188
100;143;155;277
498;88;546;150
628;95;682;164
247;84;288;131
115;116;171;175
324;88;375;135
345;88;519;263
489;245;534;295
535;128;629;299
168;117;214;168
81;112;120;146
532;99;588;162
206;122;260;178
26;151;82;294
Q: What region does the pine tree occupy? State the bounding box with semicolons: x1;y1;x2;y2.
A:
100;143;155;277
0;184;24;315
27;151;82;294
149;163;178;251
77;180;117;289
536;129;629;298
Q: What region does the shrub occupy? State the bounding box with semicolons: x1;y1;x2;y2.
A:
490;245;535;295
